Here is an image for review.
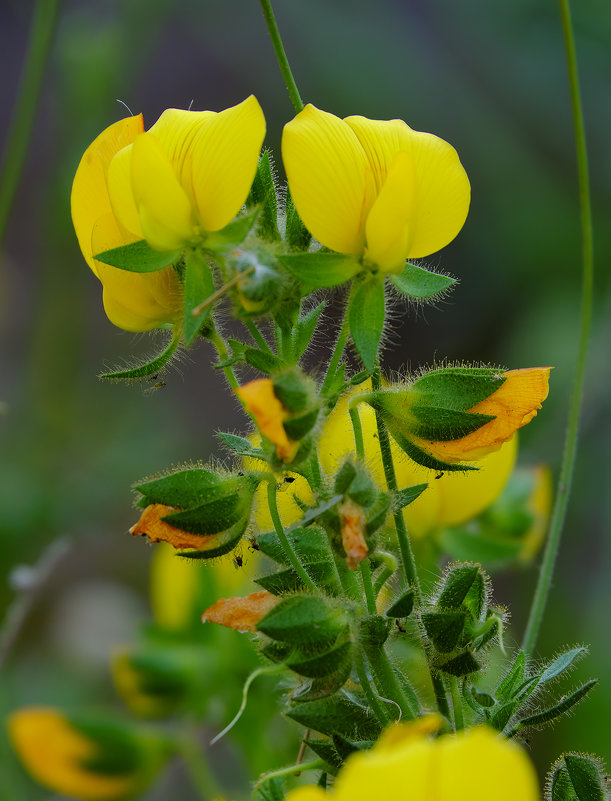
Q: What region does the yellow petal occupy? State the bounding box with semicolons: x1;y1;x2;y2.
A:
413;368;552;463
364;150;415;272
282;104;376;255
186;95;266;231
91;212;182;331
147;108;215;184
436;727;539;801
131;132;195;251
71;114;144;276
519;464;553;562
7;708;135;801
237;378;298;463
106;143;143;238
285;788;328;801
346;115;470;258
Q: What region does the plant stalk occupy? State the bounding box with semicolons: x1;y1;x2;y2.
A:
258;0;304;113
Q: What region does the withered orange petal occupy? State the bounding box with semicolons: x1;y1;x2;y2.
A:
130;503;211;550
202;591;279;633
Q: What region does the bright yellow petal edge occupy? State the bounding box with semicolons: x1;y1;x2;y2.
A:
7;708;136;801
284;724;539;801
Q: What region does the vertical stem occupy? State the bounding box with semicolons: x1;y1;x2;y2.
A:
354;649;391;725
0;0;59;255
208;331;239;391
258;0;304;113
363;644;418;721
265;477;317;591
432;673;451;721
371;367;422;600
321;291;352;395
359;560;377;615
449;676;464;731
349;404;365;461
522;0;594;655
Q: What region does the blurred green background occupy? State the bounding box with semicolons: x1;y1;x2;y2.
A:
0;0;609;797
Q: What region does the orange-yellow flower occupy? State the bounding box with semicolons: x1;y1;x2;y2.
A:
237;378;299;462
282;105;470;273
71;97;265;331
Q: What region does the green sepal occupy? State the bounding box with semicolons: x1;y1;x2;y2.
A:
496;651;526;702
437;650;480;677
246;150;280;242
273;370;312;413
394;484;428;509
437;564;484;613
291;662;352;703
172;519;247;560
365;492;392;535
391;262;456;299
255;776;286;801
216;432;267;461
285;189;312;252
410;367;505;411
549;754;608;801
422;610;467;653
347;470;378;508
255;561;340;596
385;589;415;619
469;687;496;708
203;208;260;251
283;408;319;441
260;641;293;664
257;595;348;646
183;251;214;345
94;239;181;273
257;526;332;567
99;330;180;381
287;690;383;740
304;739;343;772
279;253;361;287
379;424;476;473
359;615;391;649
244;346;285;374
135;468;228;508
162;493;245;535
350;278;385;371
286;640;353;679
540;648;588;684
513;680;597;732
408;405;494;442
294;301;326;361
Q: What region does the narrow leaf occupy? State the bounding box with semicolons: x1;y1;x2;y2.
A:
391;262;456;299
285;189;312;252
540;648;588;684
350;279;385;371
246;150;280;242
279;253;361;287
204;208;260;251
94;239;181;273
184;252;214;345
217;432;266;460
394;483;428;509
99;330;180;381
514;680;597;731
294;301;326;360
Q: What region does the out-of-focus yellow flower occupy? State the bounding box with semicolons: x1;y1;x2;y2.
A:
282;105;470;273
410;368;551;464
7;707;165;801
518;465;553;562
284;723;539;801
237;378;299;462
71;96;265;331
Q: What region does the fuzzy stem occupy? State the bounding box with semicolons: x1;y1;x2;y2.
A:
354;649;391;725
371;367;421;600
254;759;324;792
245;319;273;354
449;676;465;731
265;476;317;591
0;0;59;255
432;673;451;721
258;0;304;113
349;403;365;461
209;331;239;391
321;292;352;395
359;560;377;615
522;0;594;656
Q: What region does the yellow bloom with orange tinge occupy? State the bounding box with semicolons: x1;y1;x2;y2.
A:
237;378;299;462
7;707;162;800
284;722;539;801
282;104;470;273
71;96;265;331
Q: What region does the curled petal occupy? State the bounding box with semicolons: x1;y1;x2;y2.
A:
188;95;266;231
131;133;195;251
106;143;143;239
282;104;376;255
202;591;279;633
131;503;210;550
339;498;368;569
71;115;144;276
237;379;298;463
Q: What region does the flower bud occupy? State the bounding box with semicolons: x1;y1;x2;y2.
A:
546;753;609;801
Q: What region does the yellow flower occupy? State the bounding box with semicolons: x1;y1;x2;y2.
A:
285;723;539;801
71;96;265;331
410;368;551;464
282;104;470;273
7;707;164;800
237;378;299;462
518;464;553;562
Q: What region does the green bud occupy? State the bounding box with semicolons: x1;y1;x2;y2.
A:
287;690;383;740
273;369;314;413
385;589;415;619
436;650;481;677
437;563;488;620
286;639;353;679
291;661;352;703
359;615;391;650
547;753;609;801
421;610;467;653
256;595;349;646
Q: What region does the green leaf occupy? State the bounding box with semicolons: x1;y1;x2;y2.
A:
514;680;597;731
289;495;344;530
394;484;428;509
496;651;526;702
410;367;504;411
99;331;180;381
246;150;280;242
408;405;494;441
257;595;348;646
391;262;456;299
540;648;588;684
216;432;267;461
94;239;181;273
244;346;285;374
438;564;481;610
135;468;225;507
381;423;476;473
285;189;312;252
204;208;260;251
254;776;286;801
422;610;467;653
291;663;352;705
437;650;480;677
294;301;326;361
162;485;250;536
183;252;214;345
562;754;606;801
287;690;383;740
286;640;353;679
350;279;385;371
172;519;247;560
279;253;361;287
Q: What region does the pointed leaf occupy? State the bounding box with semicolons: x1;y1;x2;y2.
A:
287;691;382;740
217;432;267;460
350;278;385;371
294;301;326;360
496;651;526;702
94;239;181;273
279;252;361;287
540;648;588;684
99;331;180;381
204;208;260;251
392;262;456;299
385;589;415;619
246;150;280;242
285;189;312;252
184;251;214;344
394;483;428;509
514;680;597;731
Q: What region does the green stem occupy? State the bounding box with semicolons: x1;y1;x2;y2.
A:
333;553;362;604
359;560;377;615
209;331;239;391
321;292;351;395
178;726;223;800
258;0;304;113
522;0;594;655
0;0;59;256
354;649;391;725
245;319;273;354
254;759;324;792
372;553;398;597
265;477;317;590
449;676;464;731
371;367;421;600
363;643;417;721
349;403;365;461
432;673;451;721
